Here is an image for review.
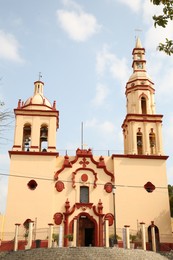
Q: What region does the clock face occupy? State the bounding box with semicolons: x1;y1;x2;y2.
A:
137;62;143;69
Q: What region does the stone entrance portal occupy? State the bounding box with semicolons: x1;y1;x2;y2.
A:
78;215;95;247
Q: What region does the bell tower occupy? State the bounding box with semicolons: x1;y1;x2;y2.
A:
12;80;59;153
122;38;163;155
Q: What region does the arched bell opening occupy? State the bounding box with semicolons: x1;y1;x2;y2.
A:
40;125;48;152
137;129;143;155
149;129;156;155
22;124;31;151
141;96;147;114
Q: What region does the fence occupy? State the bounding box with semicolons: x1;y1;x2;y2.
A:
1;225;173;252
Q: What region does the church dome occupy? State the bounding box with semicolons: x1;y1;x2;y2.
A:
24;81;52;108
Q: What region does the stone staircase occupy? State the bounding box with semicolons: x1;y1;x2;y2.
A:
0;247;169;260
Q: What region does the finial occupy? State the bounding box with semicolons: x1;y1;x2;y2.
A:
39;72;42;81
134;28;142;40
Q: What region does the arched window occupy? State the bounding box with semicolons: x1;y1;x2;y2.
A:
137;129;143;155
137;52;142;60
149;129;156;155
80;186;89;203
22;124;31;151
141;97;147;114
40;125;48;152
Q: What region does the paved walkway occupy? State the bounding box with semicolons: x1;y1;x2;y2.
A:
0;247;170;260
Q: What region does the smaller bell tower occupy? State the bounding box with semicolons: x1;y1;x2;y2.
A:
122;38;163;155
12;80;59;153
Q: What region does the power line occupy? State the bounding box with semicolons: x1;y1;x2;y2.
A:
0;171;168;190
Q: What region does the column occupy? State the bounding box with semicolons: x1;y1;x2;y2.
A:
48;117;56;152
26;221;33;249
105;219;109;248
30;117;40;152
14;223;20;251
131;123;136;154
13;117;23;150
140;222;146;250
144;123;149;155
124;225;130;249
48;223;54;248
156;122;163;155
59;225;63;247
151;225;156;252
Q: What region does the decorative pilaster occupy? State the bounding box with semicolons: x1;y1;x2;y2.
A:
73;218;77;247
93;199;104;247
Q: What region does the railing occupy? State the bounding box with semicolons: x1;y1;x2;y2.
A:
57;149;124;156
1;227;173;252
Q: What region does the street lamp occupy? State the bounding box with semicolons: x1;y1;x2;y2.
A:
112;185;118;245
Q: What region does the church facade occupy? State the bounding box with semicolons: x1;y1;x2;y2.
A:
4;38;173;247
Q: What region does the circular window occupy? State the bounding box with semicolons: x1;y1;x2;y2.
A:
27;180;38;190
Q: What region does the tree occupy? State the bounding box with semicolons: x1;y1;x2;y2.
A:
0;102;13;145
150;0;173;55
168;185;173;217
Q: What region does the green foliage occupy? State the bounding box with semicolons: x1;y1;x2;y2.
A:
130;230;142;242
158;39;173;55
109;234;121;240
52;233;59;242
168;185;173;217
65;233;73;241
150;0;173;55
130;234;137;242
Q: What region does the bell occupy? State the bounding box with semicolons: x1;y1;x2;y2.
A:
150;141;155;147
24;139;30;146
137;140;142;147
40;128;48;141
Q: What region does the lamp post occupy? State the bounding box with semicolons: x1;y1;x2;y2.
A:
112;185;118;245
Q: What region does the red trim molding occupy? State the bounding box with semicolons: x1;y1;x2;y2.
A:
13;145;21;148
75;203;93;209
54;148;114;182
9;151;59;157
112;154;169;160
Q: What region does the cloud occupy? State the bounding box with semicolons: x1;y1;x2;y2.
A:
0;30;23;63
144;22;173;53
0;157;9;169
0;179;8;213
117;0;142;12
96;45;130;86
167;167;173;185
143;22;173;97
56;1;101;42
85;118;115;135
61;0;82;11
91;83;109;106
142;0;163;24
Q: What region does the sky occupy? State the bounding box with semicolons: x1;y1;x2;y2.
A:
0;0;173;213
